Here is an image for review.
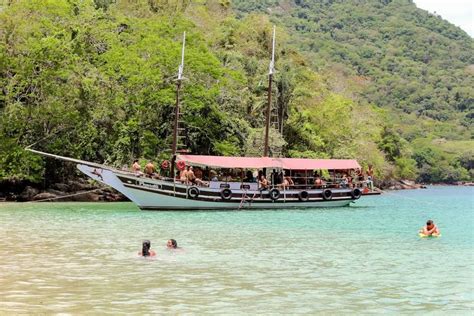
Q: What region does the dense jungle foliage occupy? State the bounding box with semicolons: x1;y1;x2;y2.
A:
0;0;472;185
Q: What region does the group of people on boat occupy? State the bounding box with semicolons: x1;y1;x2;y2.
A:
139;239;180;257
131;159;161;179
130;159;210;186
256;171;293;191
179;165;208;186
130;159;377;192
255;168;375;191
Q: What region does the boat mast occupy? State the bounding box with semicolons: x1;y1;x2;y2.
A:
171;31;186;177
263;26;275;157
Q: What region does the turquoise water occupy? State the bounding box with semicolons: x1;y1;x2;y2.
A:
0;186;472;313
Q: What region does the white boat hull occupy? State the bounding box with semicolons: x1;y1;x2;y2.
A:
78;164;357;210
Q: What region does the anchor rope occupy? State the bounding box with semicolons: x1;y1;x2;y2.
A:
26;188;104;203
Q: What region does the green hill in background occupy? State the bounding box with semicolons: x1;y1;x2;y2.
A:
0;0;472;186
232;0;474;181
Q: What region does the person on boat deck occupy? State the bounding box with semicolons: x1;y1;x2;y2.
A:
367;164;374;178
144;160;158;178
347;173;353;187
346;172;354;188
280;174;294;189
244;170;255;182
210;170;218;181
258;171;269;191
366;164;374;189
186;166;208;187
131;159;143;176
314;176;325;189
138;240;156;257
420;220;440;236
340;174;349;188
166;239;180;249
270;169;282;186
202;166;210;181
346;169;357;188
179;167;189;183
194;167;203;181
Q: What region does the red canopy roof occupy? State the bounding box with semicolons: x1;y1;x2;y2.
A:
177;155;278;169
280;158;361;170
177;155;360;170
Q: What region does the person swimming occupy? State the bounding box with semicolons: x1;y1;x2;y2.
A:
139;240;156;257
166;239;178;249
419;220;440;236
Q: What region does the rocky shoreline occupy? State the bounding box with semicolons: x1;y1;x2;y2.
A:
376;179;427;190
376;179;473;190
1;178;471;203
0;178;127;202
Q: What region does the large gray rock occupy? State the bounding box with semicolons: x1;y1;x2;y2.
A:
20;186;40;201
400;179;416;186
46;189;66;196
33;192;57;201
52;183;70;192
103;192;127;201
70;192;101;202
67;179;95;191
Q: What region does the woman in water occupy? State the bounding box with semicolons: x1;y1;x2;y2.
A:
166;239;179;249
139;240;156;257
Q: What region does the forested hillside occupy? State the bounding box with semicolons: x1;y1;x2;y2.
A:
233;0;474;182
0;0;472;187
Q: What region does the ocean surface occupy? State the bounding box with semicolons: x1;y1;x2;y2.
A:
0;186;472;314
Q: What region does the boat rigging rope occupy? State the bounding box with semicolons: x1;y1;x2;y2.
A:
25;125;70;150
26;188;104;203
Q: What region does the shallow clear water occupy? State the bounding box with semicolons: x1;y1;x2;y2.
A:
0;186;473;314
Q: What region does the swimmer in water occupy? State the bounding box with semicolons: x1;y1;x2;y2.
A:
139;240;156;257
419;220;440;236
166;239;179;249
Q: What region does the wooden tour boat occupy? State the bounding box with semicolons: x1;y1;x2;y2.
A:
27;29;380;210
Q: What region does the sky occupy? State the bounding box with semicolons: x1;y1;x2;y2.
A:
414;0;473;37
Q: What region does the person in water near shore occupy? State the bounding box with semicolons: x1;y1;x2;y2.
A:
166;239;179;249
419;220;440;236
138;240;156;257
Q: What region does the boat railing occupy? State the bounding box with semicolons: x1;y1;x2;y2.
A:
120;169;376;192
266;179;375;191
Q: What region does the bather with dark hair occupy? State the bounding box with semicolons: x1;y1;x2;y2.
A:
419;219;440;236
139;240;156;257
167;239;178;249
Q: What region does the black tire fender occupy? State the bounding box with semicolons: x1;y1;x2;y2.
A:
322;189;332;201
351;188;362;200
298;190;309;202
188;186;200;199
220;188;232;200
269;188;280;201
